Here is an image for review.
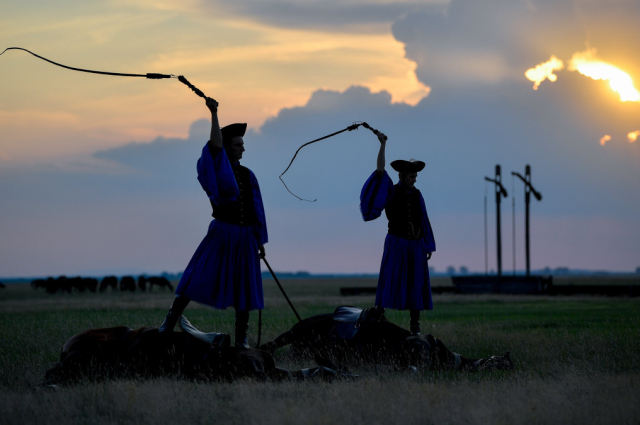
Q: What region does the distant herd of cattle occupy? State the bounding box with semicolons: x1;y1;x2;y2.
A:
31;275;174;294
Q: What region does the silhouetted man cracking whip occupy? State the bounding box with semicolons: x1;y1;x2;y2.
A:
158;97;268;350
360;132;436;335
0;48;280;348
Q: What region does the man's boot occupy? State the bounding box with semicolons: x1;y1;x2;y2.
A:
158;295;190;333
234;310;250;349
410;310;421;335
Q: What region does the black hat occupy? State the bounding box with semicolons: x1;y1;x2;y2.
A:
221;123;247;145
391;159;425;173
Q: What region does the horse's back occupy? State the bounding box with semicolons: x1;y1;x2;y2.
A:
60;326;168;361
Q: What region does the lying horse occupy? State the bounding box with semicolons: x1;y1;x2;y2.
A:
45;317;352;385
260;306;513;372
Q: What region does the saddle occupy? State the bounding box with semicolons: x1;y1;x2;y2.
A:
332;306;386;340
179;316;230;349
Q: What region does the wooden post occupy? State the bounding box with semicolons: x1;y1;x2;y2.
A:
485;165;508;277
512;165;542;277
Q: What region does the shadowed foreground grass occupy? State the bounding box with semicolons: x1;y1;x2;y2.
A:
4;373;640;425
1;280;639;424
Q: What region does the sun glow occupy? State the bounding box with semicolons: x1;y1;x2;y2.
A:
600;135;611;146
525;49;640;102
525;56;564;90
568;49;640;102
628;131;640;143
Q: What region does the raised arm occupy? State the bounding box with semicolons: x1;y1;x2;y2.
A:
376;132;387;172
206;97;223;149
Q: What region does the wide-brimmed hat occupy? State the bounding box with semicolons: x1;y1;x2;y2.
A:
221;123;247;144
390;159;425;173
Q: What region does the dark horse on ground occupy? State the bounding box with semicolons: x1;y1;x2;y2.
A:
260;306;513;372
44;316;353;386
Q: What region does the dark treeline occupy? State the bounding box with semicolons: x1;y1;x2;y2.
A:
30;275;173;294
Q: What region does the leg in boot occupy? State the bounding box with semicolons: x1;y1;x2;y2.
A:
159;295;190;333
410;309;421;335
235;310;250;349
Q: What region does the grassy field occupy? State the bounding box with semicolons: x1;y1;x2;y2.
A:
1;278;639;424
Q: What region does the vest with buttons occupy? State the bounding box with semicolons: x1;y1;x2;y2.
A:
210;163;257;226
385;184;423;240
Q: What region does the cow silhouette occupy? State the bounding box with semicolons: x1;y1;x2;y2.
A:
99;276;118;292
137;276;147;292
143;276;173;292
32;276;98;293
119;276;136;292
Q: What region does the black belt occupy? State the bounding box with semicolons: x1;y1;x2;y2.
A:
388;223;422;240
212;216;254;227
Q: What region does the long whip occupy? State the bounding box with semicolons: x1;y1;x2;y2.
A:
261;257;302;322
279;121;384;202
0;47;206;99
255;257;301;349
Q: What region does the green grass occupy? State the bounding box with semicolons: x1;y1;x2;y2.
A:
1;280;639;424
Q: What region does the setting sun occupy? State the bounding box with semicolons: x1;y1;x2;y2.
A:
568;49;640;102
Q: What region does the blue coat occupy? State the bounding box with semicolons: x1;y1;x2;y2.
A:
360;170;435;310
175;143;267;311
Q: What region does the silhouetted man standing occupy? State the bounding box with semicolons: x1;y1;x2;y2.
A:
159;97;267;349
360;132;435;334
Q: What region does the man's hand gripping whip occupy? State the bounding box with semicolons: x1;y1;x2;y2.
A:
280;121;385;202
0;47;206;99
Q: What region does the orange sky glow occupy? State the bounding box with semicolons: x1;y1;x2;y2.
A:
0;2;429;162
2;0;640;276
526;49;640;102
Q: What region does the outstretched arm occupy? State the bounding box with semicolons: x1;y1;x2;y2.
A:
376;132;387;172
206;97;223;149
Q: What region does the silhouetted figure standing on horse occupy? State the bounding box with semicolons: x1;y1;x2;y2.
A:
360;132;436;335
159;97;268;349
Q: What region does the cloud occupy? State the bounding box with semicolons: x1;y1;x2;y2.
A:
256;83;640;213
6;80;640;219
92;118;209;176
242;81;640;273
391;0;640;89
2;78;640;276
109;0;448;33
211;0;446;33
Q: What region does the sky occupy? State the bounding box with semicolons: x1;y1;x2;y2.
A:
1;0;639;277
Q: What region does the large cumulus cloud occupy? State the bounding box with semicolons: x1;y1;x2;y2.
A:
2;80;640;276
392;0;640;88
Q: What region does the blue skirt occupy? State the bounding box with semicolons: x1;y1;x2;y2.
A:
175;219;264;311
375;233;433;311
